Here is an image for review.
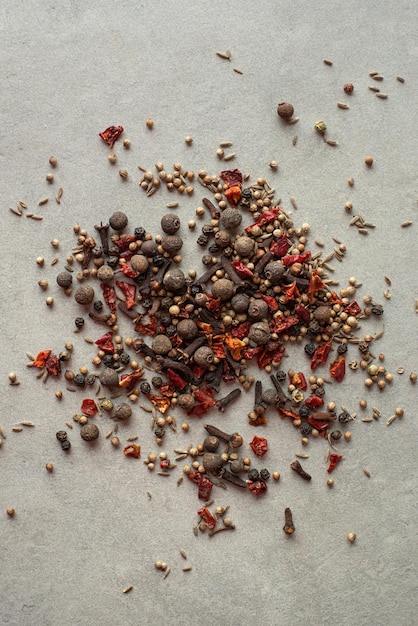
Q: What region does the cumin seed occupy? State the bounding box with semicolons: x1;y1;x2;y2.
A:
38;197;49;206
323;59;333;66
337;102;349;109
396;76;405;83
401;220;412;227
363;468;371;477
375;92;388;99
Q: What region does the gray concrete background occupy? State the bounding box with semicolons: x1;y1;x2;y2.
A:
0;1;417;625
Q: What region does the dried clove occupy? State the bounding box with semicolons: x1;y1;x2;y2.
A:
216;388;241;412
290;460;312;481
283;507;295;534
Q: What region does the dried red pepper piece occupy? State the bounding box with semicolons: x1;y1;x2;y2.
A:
231;260;254;278
166;368;187;390
115;281;136;309
120;263;138;279
243;346;263;361
327;453;344;473
101;284;117;313
270;315;298;334
307;417;330;433
308;270;326;303
114;235;136;251
189;388;216;417
249;436;268;458
197;506;217;529
119;369;144;391
261;294;279;312
310;339;332;370
282;281;300;302
95;331;115;354
134;316;157;336
205;295;222;318
344;300;362;316
257;344;285;369
212;341;227;359
220;168;242;188
270;232;289;257
295;303;311;325
225;335;246;361
99;125;123;148
158;381;176;398
245;208;279;233
329;291;344;305
247;480;267;495
148;394;170;414
329;355;346;382
278;406;300;421
81;399;98;416
231;321;251;339
224;187;242;205
32;350;52;368
45;353;61;377
304;395;324;409
290;371;307;390
281;251;311;266
123;444;141;458
188;472;213;500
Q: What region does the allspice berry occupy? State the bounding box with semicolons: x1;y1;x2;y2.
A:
74;285;95;305
161;213;181;235
113;403;132;420
234;236;255;258
163;268;186;291
264;261;286;285
277;102;294;119
97;265;114;284
313;305;332;326
151;334;173;355
80;423;100;441
211;278;234;302
202;452;223;474
99;367;119;388
56;271;73;289
220;207;242;231
248;299;269;321
248;321;271;345
131;254;149;274
161;235;183;255
177;393;195;410
176;319;198;341
193;346;214;367
109;211;128;231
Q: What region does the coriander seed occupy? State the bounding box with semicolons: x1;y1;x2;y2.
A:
364;156;374;167
347;532;356;543
46;462;54;472
6;507;15;517
146;118;154;129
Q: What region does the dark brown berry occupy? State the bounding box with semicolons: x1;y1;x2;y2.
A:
80;423;100;441
277;102;294;119
109;211;128;231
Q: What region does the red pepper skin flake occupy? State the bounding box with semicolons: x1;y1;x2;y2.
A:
243;346;263;361
45;353;61;377
310;339;332;370
249;436;268;458
290;371;307;390
134;316;157;336
304;395;324;409
257;344;285;369
308;270;326;303
148;394;171;414
329;355;346;382
261;294;279;312
295;303;311;325
123;444;141;458
270;315;298;335
282;281;300;302
166;368;187;390
114;235;136;251
220;168;242;188
158;381;176;398
99;125;123;148
119;369;144;390
307;417;330;434
247;480;267;495
281;251;311;266
32;350;52;368
120;263;138;279
101;284;117;313
197;506;217;529
270;232;289;257
278;407;300;421
115;281;136;309
81;399;98;416
327;453;344;473
189;388;216;417
95;331;115;354
188;472;213;500
231;260;254;279
344;300;362;316
224;186;242;206
231;321;251;339
245;209;280;233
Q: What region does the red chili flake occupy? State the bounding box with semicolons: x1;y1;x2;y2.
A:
191;363;206;379
120;263;138;279
220;168;242;188
114;235;136;251
270;232;289;257
343;83;354;93
115;281;136;309
32;350;52;368
243;346;263;361
123;444;141;458
45;353;61;377
189;388;216;417
99;125;124;148
269;344;286;366
261;294;279;312
231;321;251;339
304;395;324;409
282;281;300;302
119;369;144;391
281;251;311;266
327;453;344;473
308;270;326;303
197;506;217;529
307;417;330;434
245;208;279;233
249;436;268;458
160;459;171;470
290;371;307;390
118;250;134;261
81;399;98;416
231;260;254;278
158;381;176;398
205;295;222;318
344;300;362;316
188;472;213;500
270;314;298;334
329;355;346;382
257;344;285;369
212;342;227;359
329;291;344;305
224;186;242;206
148;394;171;414
166;368;187;390
94;331;115;354
225;334;246;360
101;284;117;313
247;480;267;496
310;339;332;370
134;316;157;336
278;406;300;421
295;303;311;325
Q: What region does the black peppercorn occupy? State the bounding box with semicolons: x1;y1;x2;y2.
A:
61;440;71;451
142;298;153;310
152;376;163;388
276;370;287;382
208;242;221;254
190;284;203;297
119;352;130;365
298;406;311;419
166;325;177;337
152;254;165;267
247;468;260;481
337;343;348;354
102;355;115;368
197;234;209;247
56;430;68;442
56;271;73;289
300;422;313;436
201;254;213;266
134;226;147;240
93;300;104;311
73;374;86;387
85;374;96;386
241;188;252;200
259;469;270;482
371;304;384;315
338;411;351;423
154;427;165;438
107;255;119;269
304;343;316;356
330;430;342;441
140;381;151;395
201;224;215;236
75;317;85;329
141;240;158;257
